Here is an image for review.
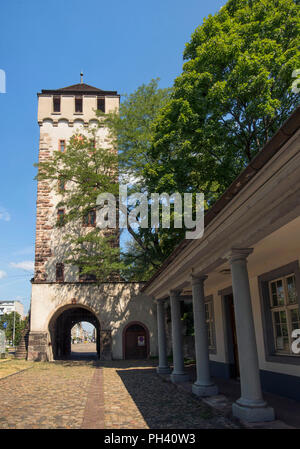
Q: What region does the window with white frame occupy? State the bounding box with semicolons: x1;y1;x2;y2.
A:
269;274;300;355
205;297;216;350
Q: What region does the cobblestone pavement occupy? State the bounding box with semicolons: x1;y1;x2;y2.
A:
0;360;240;429
0;361;94;429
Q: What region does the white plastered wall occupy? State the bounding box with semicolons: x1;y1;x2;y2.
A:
30;282;157;360
204;217;300;377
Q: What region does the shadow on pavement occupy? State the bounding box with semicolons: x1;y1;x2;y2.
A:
114;363;222;429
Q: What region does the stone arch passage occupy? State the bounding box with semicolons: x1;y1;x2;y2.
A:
123;321;150;360
49;306;101;360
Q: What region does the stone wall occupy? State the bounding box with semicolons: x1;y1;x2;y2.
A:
34;132;54;281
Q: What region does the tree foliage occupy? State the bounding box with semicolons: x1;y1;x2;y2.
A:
103;79;171;187
101;80;173;279
0;312;28;346
146;0;300;204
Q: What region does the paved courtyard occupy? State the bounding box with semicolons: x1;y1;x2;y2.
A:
0;355;239;429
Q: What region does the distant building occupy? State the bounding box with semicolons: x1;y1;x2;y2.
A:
0;301;25;319
71;323;84;342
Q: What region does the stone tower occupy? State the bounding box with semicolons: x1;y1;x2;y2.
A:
28;80;157;362
34;81;120;282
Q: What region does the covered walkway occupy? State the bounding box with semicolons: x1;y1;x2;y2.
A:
143;106;300;423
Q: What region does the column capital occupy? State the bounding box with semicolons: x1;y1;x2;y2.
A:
225;248;253;264
155;298;167;305
169;289;182;300
190;274;208;286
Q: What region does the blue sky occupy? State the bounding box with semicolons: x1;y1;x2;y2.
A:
0;0;224;314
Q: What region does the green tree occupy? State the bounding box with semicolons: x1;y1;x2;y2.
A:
103;79;171;187
0;312;27;346
101;80;173;279
147;0;300;204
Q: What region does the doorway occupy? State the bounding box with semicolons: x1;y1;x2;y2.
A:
223;293;240;378
124;323;149;359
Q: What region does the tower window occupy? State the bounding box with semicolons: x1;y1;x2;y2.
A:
57;209;65;226
53;96;61;113
59;139;66;152
75;97;83;113
58;177;66;192
83;209;96;227
56;263;64;282
79;266;96;282
97;97;105;113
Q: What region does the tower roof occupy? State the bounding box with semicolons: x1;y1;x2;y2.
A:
38;82;119;96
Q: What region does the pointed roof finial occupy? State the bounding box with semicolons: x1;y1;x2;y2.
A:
80;72;83;84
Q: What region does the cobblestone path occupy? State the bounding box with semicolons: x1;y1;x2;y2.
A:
0;361;94;428
0;360;239;429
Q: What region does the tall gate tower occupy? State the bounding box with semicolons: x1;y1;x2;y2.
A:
28;79;157;361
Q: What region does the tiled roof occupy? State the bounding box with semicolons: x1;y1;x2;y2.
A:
39;83;118;96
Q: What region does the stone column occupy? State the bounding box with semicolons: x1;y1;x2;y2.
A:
156;300;171;374
227;248;275;422
191;275;218;396
169;290;189;383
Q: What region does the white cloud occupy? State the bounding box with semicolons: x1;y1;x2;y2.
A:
0;207;11;222
10;261;34;271
0;270;7;279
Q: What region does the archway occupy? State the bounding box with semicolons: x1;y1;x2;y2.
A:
49;305;101;360
71;321;97;359
123;322;150;360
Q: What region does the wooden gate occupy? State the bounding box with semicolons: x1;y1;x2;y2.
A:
124;323;148;359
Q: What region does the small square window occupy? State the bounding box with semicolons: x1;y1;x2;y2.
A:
205;298;216;350
97;97;105;113
75;97;83;113
267;272;299;356
56;263;64;282
83;209;96;227
287;275;297;304
53;97;60;112
58;177;66;192
57;209;65;226
79;266;96;282
59;140;66;152
270;279;285;306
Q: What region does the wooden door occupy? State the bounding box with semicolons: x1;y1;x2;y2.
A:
125;324;147;359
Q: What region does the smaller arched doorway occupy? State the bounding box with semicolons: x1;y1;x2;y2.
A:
123;322;149;360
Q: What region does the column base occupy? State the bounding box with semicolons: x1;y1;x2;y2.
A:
171;371;189;383
192;382;219;397
157;366;172;374
232;401;275;423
